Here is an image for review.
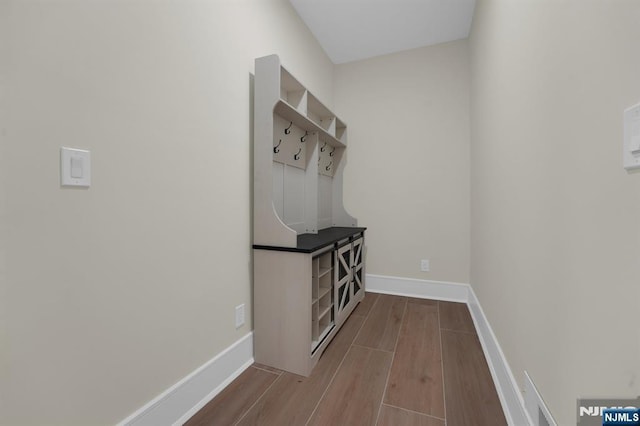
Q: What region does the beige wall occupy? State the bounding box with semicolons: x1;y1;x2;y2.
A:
0;1;7;418
334;41;470;284
470;0;640;424
0;1;333;424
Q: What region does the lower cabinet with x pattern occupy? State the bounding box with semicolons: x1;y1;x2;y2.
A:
253;227;365;377
335;236;364;326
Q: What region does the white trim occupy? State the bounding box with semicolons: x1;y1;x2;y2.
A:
366;274;532;426
524;371;556;426
365;274;469;303
117;332;254;426
467;286;532;426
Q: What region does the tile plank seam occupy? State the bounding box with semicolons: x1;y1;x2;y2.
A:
352;343;395;353
440;328;476;335
437;302;448;425
251;365;284;376
374;298;408;426
350;293;380;345
385;300;445;419
304;296;373;426
309;345;393;425
382;403;446;422
232;368;283;426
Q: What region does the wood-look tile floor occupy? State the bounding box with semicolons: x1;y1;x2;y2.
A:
186;293;507;426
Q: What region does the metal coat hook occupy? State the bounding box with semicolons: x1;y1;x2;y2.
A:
320;141;327;152
300;131;308;143
294;148;302;161
284;122;293;134
273;139;282;154
330;147;336;157
325;161;332;171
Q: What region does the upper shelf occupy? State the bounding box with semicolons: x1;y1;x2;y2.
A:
276;64;347;146
280;67;307;113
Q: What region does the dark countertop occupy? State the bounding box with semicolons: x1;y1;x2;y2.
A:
253;226;366;253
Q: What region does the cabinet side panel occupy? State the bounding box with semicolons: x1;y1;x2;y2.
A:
253;250;312;376
254;55;297;247
331;150;357;227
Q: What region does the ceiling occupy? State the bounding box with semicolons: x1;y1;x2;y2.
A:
289;0;476;64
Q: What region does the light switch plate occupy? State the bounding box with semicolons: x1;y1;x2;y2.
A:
61;147;91;187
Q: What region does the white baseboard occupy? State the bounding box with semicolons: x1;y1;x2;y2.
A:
466;286;531;426
366;274;470;303
117;332;254;426
366;274;532;426
524;371;556;426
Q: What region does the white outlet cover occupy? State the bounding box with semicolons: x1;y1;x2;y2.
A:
235;304;245;328
61;147;91;187
421;259;430;272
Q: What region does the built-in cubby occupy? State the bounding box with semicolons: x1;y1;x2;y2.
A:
253;54;365;377
336;118;347;142
280;68;307;114
312;250;334;353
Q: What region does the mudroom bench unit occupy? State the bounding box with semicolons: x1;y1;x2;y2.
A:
252;54;365;377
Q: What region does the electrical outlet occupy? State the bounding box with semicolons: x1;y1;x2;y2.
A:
235;304;245;328
420;259;430;272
